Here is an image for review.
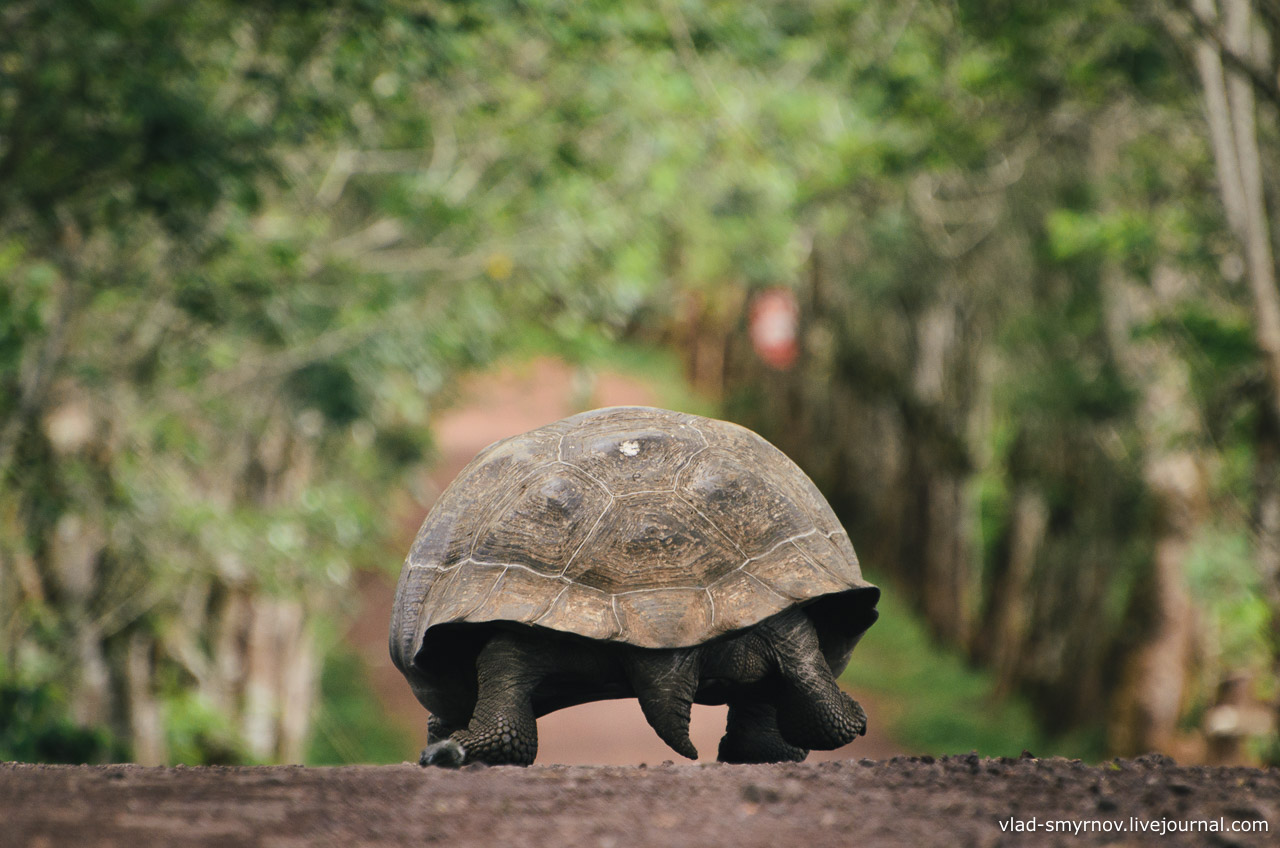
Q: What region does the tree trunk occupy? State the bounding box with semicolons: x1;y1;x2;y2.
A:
1107;455;1202;756
1256;402;1280;761
979;488;1048;695
126;633;166;766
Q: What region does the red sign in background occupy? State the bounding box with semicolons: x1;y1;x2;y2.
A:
749;288;800;370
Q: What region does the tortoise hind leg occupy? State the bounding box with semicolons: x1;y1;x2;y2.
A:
623;650;700;760
760;608;868;751
420;632;540;767
717;702;807;763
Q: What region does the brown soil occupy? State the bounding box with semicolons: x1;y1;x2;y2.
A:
4;756;1276;847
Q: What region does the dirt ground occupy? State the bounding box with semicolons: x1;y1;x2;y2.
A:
4;755;1276;847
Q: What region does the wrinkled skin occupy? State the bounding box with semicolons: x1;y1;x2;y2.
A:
418;607;867;767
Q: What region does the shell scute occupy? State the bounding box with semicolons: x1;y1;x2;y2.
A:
472;464;610;574
419;563;503;631
614;588;714;646
676;449;813;558
565;493;740;593
532;583;621;641
558;408;706;495
706;570;790;634
468;566;565;626
745;541;852;601
790;529;862;584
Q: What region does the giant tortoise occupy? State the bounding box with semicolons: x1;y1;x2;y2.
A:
389;406;879;766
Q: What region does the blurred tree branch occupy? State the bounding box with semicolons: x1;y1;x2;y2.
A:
0;253;77;482
1168;0;1280;109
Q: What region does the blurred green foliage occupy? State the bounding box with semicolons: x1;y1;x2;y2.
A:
307;649;412;766
847;584;1105;760
1186;531;1274;678
0;672;125;763
160;690;252;766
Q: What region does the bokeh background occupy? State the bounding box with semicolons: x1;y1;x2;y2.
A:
3;0;1279;768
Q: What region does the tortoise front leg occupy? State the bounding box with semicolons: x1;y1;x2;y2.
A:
717;701;808;764
420;633;541;767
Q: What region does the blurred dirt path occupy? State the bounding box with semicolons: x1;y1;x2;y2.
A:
347;356;900;764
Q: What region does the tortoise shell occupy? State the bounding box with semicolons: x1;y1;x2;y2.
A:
391;406;875;670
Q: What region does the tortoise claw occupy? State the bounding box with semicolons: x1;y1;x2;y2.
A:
847;694;868;737
420;739;467;768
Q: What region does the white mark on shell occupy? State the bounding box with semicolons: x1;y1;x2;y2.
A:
619;440;641;457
